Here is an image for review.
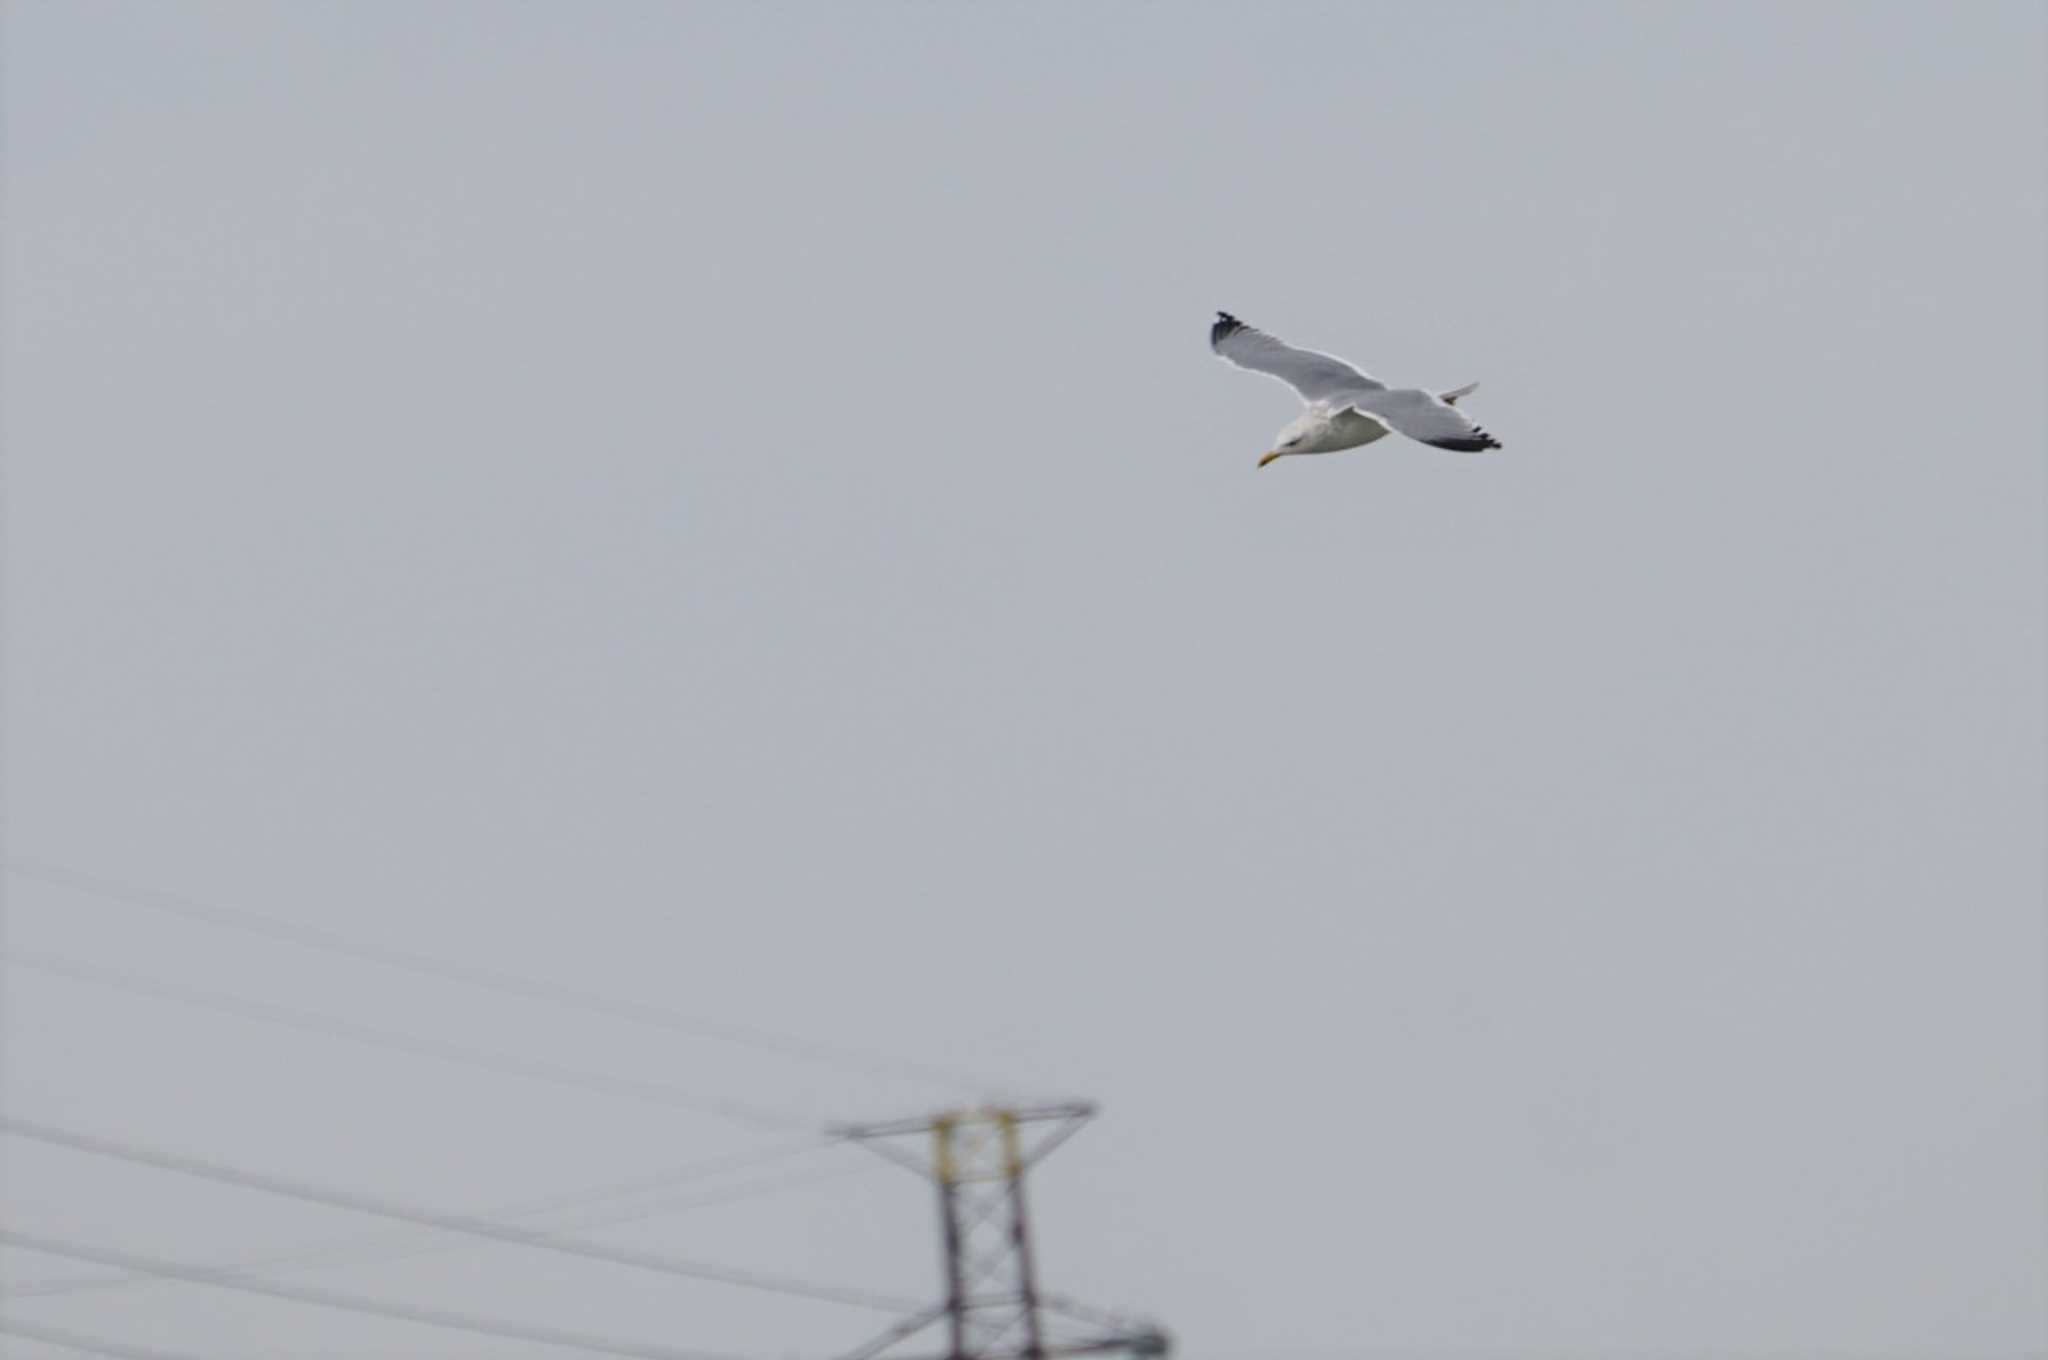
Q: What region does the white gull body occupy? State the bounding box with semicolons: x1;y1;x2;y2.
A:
1209;311;1503;468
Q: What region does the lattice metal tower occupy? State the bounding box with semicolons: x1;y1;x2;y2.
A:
834;1103;1168;1360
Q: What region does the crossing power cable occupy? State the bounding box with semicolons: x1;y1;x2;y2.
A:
0;1316;215;1360
3;1117;923;1314
4;1138;859;1302
0;1228;744;1360
5;860;1007;1098
2;949;816;1132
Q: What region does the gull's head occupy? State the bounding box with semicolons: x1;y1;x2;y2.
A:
1258;426;1313;468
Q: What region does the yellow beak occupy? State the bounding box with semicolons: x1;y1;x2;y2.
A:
1257;449;1285;468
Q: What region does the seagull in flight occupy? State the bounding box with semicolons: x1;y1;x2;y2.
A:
1210;312;1503;468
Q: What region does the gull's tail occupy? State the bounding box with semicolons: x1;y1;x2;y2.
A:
1439;382;1478;406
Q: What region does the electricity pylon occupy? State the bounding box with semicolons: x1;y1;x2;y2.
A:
832;1103;1168;1360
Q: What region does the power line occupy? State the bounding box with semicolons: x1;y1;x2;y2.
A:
261;1158;877;1288
4;1116;920;1313
5;859;1006;1098
5;1137;854;1302
3;949;817;1132
0;1316;214;1360
0;1228;740;1360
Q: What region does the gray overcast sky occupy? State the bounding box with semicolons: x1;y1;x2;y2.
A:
2;2;2042;1358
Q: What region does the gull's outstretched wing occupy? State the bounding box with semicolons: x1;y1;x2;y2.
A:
1210;312;1385;404
1355;389;1504;452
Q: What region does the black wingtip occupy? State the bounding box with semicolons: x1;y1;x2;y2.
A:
1427;432;1504;453
1211;311;1246;347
